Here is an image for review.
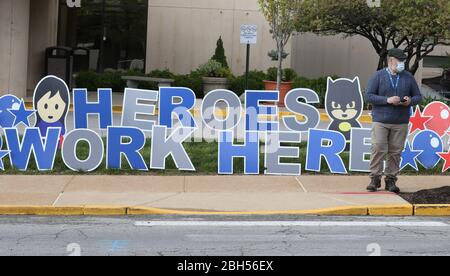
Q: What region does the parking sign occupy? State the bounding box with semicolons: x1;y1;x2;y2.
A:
240;25;258;45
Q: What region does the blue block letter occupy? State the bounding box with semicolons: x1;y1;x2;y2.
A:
5;128;60;171
218;131;259;174
159;87;196;128
306;129;347;174
245;91;279;131
74;88;113;129
107;127;148;170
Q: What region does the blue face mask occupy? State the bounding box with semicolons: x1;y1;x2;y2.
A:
396;62;405;73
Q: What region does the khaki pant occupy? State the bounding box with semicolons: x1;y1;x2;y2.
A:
370;123;409;180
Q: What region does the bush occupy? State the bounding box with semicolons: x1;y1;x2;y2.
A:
229;70;267;97
266;67;297;82
211;36;229;69
421;96;450;109
98;71;126;92
136;69;176;90
75;70;126;92
125;69;145;77
292;75;339;108
147;69;175;79
75;71;99;91
198;60;231;78
174;71;204;98
266;67;278;82
284;68;297;82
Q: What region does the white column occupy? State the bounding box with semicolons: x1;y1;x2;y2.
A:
27;0;60;93
0;0;31;98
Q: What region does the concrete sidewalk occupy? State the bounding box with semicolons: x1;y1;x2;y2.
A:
0;175;449;216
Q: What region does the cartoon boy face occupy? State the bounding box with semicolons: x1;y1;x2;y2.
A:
330;101;359;121
36;91;67;124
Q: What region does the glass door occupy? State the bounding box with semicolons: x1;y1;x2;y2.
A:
58;0;148;73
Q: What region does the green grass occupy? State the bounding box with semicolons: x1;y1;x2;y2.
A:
0;139;448;176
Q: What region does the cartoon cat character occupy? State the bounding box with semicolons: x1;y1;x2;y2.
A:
325;77;363;142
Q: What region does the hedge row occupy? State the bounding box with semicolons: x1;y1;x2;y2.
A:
75;69;334;105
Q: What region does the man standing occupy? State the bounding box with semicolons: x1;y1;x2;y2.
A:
365;48;423;193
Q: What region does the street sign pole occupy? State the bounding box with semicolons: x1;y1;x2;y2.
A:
245;43;250;90
240;24;257;91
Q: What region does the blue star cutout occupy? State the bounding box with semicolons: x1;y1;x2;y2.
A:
8;100;35;127
0;150;9;170
400;142;423;171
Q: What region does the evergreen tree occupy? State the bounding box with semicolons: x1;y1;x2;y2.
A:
211;36;229;69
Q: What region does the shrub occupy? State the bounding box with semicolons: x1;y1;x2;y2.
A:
292;75;339;108
97;71;126;92
211;36;229;69
421;96;450;109
75;71;99;91
135;69;176;90
198;60;231;78
283;68;297;82
147;69;175;79
124;69;145;77
75;70;126;92
174;71;204;98
266;67;278;81
229;70;267;97
266;67;297;82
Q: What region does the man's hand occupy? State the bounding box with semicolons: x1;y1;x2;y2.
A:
400;96;411;107
387;96;401;105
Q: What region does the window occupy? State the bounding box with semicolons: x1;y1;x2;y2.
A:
58;0;148;73
423;55;450;68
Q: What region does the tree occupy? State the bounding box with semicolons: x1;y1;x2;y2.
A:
211;36;229;69
258;0;301;90
296;0;450;75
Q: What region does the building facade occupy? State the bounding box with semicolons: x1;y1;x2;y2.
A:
0;0;448;98
1;0;59;98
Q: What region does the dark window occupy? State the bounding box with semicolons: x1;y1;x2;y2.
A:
58;0;148;73
423;55;450;68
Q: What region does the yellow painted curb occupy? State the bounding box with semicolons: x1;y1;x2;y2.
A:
311;206;369;216
0;206;84;216
0;205;368;216
3;204;448;216
128;206;368;216
83;206;127;216
368;205;414;216
414;205;450;216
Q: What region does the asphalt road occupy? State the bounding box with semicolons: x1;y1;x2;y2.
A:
0;216;449;256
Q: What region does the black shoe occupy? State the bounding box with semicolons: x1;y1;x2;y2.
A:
385;178;400;194
367;177;382;192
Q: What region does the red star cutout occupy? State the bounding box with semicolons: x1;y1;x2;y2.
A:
409;107;432;134
438;151;450;173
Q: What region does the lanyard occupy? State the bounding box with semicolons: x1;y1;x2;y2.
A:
387;69;400;90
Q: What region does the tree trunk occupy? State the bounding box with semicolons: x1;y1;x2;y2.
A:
277;41;283;91
408;58;420;75
377;49;388;71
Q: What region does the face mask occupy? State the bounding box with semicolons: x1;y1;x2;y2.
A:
396;62;405;73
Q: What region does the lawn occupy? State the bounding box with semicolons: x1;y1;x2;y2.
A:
0;139;448;176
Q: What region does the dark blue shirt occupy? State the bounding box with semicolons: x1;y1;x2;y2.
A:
365;69;422;124
36;120;66;137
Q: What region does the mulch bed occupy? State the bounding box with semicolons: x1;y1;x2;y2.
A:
400;186;450;204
